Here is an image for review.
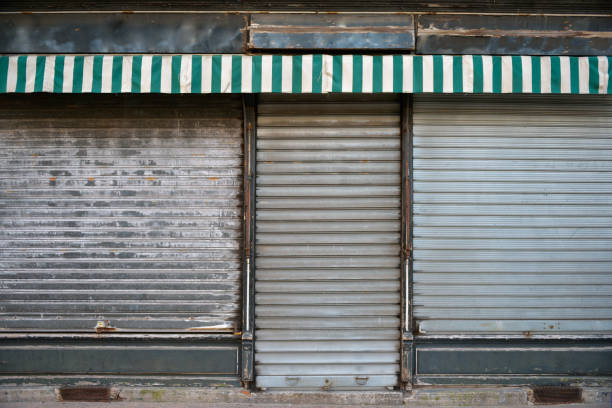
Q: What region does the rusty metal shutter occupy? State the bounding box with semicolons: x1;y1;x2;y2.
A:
0;94;243;333
413;94;612;335
255;95;401;390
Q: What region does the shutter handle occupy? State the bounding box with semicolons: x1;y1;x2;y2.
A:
354;376;369;385
285;376;299;386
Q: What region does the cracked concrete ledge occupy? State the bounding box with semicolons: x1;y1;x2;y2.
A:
1;386;611;406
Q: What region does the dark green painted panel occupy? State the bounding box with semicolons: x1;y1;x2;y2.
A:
417;345;612;376
0;375;241;387
0;341;239;375
416;375;612;387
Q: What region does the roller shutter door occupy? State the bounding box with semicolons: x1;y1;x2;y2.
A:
0;94;243;332
413;95;612;334
255;95;401;390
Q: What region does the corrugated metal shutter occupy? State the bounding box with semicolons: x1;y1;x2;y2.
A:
0;94;243;332
255;95;401;390
413;94;612;335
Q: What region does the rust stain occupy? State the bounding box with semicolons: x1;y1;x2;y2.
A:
361;160;369;163
251;25;411;34
187;327;234;332
241;390;251;396
59;387;111;402
50;177;56;181
31;154;37;158
208;177;219;181
88;177;95;182
95;326;117;334
419;27;612;38
145;177;158;181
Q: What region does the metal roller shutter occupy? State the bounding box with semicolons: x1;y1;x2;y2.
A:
413;94;612;335
255;95;401;390
0;94;243;332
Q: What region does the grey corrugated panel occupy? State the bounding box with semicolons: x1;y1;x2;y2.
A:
414;159;612;171
418;320;612;334
256;293;401;304
414;216;612;227
257;197;400;209
414;194;612;205
258;127;399;139
413;309;612;320
258;139;401;150
258;115;398;127
414;137;612;148
257;317;400;329
415;227;612;238
415;205;612;215
257;232;400;244
258;162;400;173
257;150;400;161
413;94;612;335
0;94;243;333
257;269;400;281
257;280;400;292
414;261;612;273
415;285;612;296
413;148;612;160
257;352;399;364
413;171;612;182
416;274;612;284
255;96;400;390
257;221;400;232
414;239;612;250
257;174;400;185
414;125;612;138
256;340;399;352
257;186;400;197
257;103;400;115
257;305;400;317
257;364;397;376
256;375;398;389
257;244;399;256
257;328;400;340
414;250;612;262
415;297;612;308
258;209;399;220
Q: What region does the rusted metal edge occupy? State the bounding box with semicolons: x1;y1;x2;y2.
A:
418;28;612;38
2;11;611;17
400;94;415;390
0;333;240;340
240;94;257;388
249;25;414;33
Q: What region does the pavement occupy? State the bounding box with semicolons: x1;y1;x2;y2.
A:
1;386;610;408
0;403;610;408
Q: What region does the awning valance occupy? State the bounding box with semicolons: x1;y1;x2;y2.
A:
1;54;610;94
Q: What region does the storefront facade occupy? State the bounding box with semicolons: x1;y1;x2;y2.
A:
0;1;611;394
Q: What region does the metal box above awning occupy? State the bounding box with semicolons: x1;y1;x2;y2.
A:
1;54;610;94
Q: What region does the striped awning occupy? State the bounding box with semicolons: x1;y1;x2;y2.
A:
1;54;610;94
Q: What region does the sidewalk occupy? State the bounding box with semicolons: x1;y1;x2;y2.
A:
1;387;610;408
1;402;610;408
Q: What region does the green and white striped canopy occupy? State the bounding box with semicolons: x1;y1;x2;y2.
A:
1;54;610;94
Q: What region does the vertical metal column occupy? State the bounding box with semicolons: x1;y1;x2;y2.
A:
400;94;414;390
241;94;257;386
